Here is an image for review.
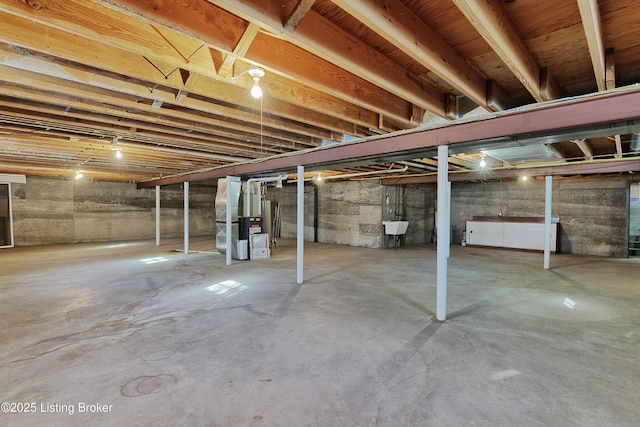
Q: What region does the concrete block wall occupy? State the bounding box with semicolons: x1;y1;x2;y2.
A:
449;176;630;257
553;177;628;257
383;185;437;245
12;175;625;254
270;180;436;248
407;184;437;245
11;178;215;246
317;180;381;247
268;180;383;248
266;184;315;242
630;182;640;234
272;176;630;256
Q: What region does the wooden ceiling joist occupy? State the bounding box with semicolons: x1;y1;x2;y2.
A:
0;0;221;76
330;0;497;111
194;0;446;119
1;0;639;183
572;139;594;161
54;0;419;128
285;0;316;32
603;49;623;159
0;83;325;147
0;58;345;144
452;0;561;101
578;0;607;91
0;3;399;132
218;22;260;79
0;105;283;158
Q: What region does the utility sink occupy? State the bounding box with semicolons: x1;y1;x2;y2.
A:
382;221;409;235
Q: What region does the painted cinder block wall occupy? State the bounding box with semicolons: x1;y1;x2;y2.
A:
11;178;215;246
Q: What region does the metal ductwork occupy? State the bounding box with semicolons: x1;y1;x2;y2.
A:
631;133;640;152
215;177;241;257
243;174;288;216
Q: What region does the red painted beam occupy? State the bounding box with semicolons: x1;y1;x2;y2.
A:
138;88;640;188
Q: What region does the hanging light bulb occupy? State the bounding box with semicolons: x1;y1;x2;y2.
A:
247;66;265;99
251;77;262;99
232;65;266;98
75;171;83;180
479;152;487;168
115;149;122;159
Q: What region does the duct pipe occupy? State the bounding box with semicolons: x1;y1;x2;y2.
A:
243;174;288;216
288;166;408;182
631;133;640;152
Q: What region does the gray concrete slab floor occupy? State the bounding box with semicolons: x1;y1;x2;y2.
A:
1;238;639;426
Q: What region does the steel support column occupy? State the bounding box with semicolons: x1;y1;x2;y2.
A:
184;181;189;254
226;176;232;266
436;145;449;321
544;175;552;269
156;185;160;246
297;165;304;284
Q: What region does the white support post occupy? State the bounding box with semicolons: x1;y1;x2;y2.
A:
184;181;189;254
544;175;552;269
297;165;304;285
436;145;449;321
226;176;232;266
155;185;160;246
447;181;452;258
8;182;15;248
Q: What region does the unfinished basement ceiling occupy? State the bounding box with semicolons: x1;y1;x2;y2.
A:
1;0;639;183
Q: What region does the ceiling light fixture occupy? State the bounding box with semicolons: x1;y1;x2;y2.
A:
112;136;122;158
249;67;265;99
479;154;487;168
75;171;83;180
231;65;265;99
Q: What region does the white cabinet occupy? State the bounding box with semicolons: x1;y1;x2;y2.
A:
466;218;558;252
467;221;504;247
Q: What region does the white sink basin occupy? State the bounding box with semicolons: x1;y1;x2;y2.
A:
382;221;409;235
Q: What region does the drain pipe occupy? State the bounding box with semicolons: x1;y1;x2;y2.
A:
314;184;319;242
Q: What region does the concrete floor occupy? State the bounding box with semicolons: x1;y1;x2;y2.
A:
1;238;639;426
